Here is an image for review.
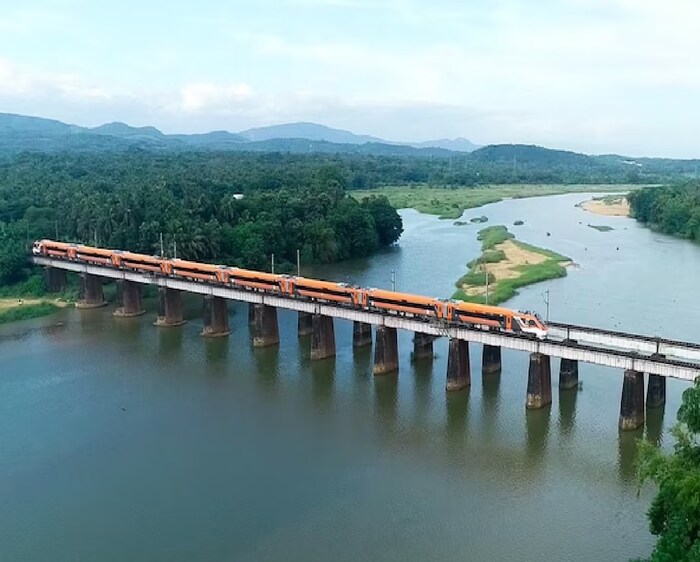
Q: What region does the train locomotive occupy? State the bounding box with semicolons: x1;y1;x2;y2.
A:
32;239;548;338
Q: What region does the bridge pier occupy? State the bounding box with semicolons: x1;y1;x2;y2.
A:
310;314;335;360
113;280;145;317
646;374;666;409
248;303;256;325
526;353;552;409
619;370;645;430
446;339;470;391
482;344;501;375
298;312;313;337
251;304;279;347
374;326;398;375
44;267;67;293
76;273;106;309
154;287;186;327
559;358;579;390
201;295;230;337
412;333;434;361
352;321;372;348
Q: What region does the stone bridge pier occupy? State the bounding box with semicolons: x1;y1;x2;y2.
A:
298;312;313;337
619;369;645;430
526;353;552;409
113;280;145;317
482;344;501;374
155;287;185;327
201;295;230;337
44;267;67;293
374;326;398;375
251;304;279;347
311;314;335;360
446;339;470;391
353;321;372;348
76;273;106;309
412;333;435;361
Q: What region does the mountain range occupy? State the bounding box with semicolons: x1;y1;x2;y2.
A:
0;113;479;156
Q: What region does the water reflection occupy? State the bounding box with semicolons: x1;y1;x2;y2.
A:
351;344;373;404
445;390;470;441
481;372;501;437
645;407;665;447
157;326;185;361
204;337;230;368
252;345;280;398
525;407;551;471
310;360;335;412
412;359;433;425
617;429;643;484
558;388;578;438
374;374;399;435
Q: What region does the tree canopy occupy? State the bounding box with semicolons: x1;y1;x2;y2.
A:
628;182;700;242
0;152;403;288
637;379;700;561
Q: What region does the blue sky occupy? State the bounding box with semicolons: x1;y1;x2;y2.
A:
1;0;699;157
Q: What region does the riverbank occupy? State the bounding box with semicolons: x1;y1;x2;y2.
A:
353;184;644;219
0;298;70;325
0;273;79;324
580;195;630;217
453;225;570;305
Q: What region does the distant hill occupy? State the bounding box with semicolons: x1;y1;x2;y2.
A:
411;137;480;152
471;144;595;166
0;112;462;157
91;122;165;138
240;122;384;144
240;121;480;152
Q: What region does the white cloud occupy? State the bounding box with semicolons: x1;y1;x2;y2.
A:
0;58;113;100
178;82;254;112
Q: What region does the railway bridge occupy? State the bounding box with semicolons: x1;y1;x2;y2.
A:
34;254;700;432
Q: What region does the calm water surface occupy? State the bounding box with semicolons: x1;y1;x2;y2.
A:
1;193;696;561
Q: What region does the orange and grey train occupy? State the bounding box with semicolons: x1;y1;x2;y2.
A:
33;239;548;338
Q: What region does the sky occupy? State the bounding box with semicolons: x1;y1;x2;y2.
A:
1;0;699;157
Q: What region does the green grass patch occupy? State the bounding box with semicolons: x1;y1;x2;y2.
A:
351;184;648;219
0;272;79;301
0;302;58;325
511;240;570;261
477;225;514;250
588;224;614;232
467;249;506;268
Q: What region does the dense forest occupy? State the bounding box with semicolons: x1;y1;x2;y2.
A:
0;152;403;287
628;181;700;242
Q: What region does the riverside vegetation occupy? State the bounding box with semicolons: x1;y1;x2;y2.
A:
636;378;700;561
629;181;700;241
353;184;644;219
0;152;403;296
453;226;570;305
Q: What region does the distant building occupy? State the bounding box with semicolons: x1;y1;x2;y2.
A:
232;193;245;200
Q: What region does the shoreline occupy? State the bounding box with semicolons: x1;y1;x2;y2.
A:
0;298;70;325
580;195;630;217
453;226;570;305
353;183;646;219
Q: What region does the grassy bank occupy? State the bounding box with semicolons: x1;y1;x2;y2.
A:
352;184;644;219
0;272;82;324
0;302;59;325
453;225;570;305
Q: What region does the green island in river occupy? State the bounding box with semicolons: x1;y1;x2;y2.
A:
453;225;571;305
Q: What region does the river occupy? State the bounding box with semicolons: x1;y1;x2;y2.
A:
1;193;696;561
